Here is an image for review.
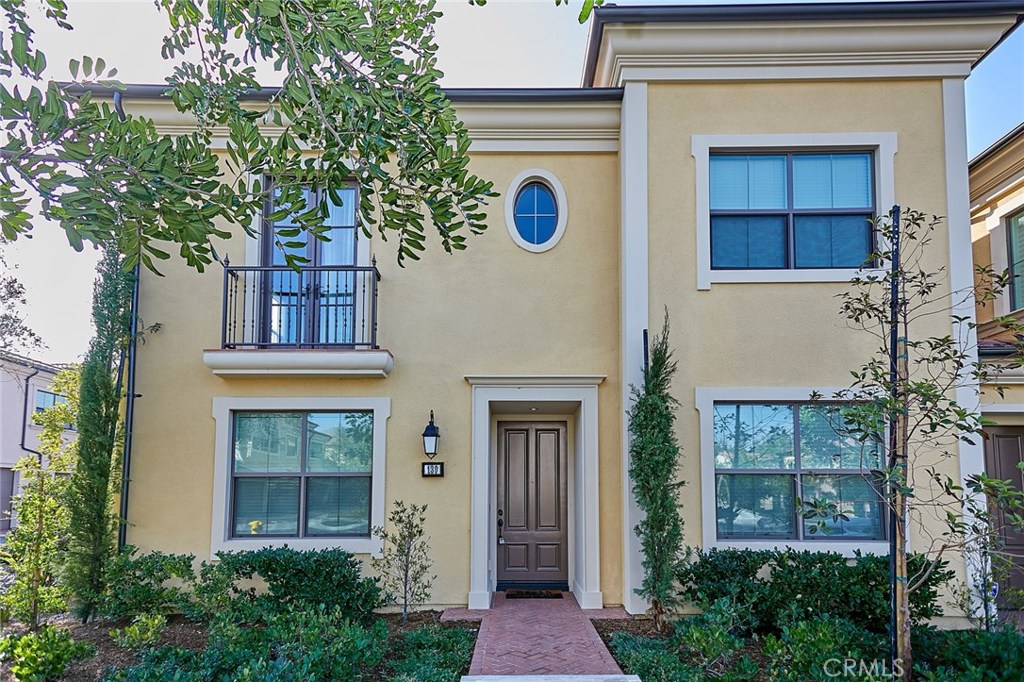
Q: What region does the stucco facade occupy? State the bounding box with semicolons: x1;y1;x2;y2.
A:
122;2;1024;616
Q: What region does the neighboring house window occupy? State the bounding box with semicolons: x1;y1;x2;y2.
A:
34;389;66;415
211;396;389;555
504;169;569;253
0;468;15;533
33;389;74;430
713;402;885;541
710;152;875;270
231;411;372;539
1008;209;1024;310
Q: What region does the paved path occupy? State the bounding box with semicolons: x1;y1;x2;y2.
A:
442;592;628;677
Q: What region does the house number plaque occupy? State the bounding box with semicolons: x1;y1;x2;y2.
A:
421;462;444;478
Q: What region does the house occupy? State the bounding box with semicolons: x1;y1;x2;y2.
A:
115;2;1024;617
0;351;75;534
970;120;1024;598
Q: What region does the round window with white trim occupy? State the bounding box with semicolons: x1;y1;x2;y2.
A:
504;170;568;253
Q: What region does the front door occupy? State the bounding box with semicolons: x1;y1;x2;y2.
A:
496;422;568;590
984;427;1024;603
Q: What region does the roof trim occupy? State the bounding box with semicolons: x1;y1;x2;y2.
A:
445;88;622;103
63;83;624;104
583;1;1024;86
0;350;68;375
969;118;1024;168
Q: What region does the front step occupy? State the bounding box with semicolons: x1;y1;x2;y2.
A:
463;677;641;682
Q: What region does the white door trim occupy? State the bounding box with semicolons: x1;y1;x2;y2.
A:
467;378;604;610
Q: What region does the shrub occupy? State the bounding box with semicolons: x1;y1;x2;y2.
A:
188;547;383;624
110;613;168;652
763;617;886;682
627;313;686;630
608;632;691;682
372;501;436;625
677;548;952;634
387;625;476;682
99;546;196;620
0;627;95;682
913;625;1024;680
672;597;746;676
104;603;387;681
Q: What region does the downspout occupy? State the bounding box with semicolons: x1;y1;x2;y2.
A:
19;368;42;456
117;263;141;551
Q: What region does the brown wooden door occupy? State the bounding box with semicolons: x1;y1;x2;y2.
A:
496;422;568;589
984;427;1024;601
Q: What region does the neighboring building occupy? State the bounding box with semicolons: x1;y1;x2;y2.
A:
970;120;1024;597
115;2;1024;617
0;351;75;533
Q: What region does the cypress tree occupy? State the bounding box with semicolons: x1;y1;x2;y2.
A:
628;312;685;631
65;247;133;620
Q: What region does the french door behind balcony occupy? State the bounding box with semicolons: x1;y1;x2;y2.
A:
262;185;359;348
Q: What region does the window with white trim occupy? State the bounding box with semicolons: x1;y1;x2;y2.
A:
231;411;372;538
691;133;897;290
710;152;875;270
713;402;885;541
1007;209;1024;311
211;396;389;555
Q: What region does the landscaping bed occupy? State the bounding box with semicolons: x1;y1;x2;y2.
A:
2;611;478;682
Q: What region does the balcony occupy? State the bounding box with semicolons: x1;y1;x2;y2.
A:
202;263;394;379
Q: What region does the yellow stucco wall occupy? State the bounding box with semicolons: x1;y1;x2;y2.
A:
127;151;623;606
644;79;967;591
129;76;971;610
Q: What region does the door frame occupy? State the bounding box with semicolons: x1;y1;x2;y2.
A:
494;420;571;591
466;376;605;610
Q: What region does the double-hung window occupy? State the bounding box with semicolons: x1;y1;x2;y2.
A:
1008;209;1024;311
231;411;373;538
710;152;875;270
713;402;885;541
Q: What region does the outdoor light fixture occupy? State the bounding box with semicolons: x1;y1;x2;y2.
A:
422;411;440;459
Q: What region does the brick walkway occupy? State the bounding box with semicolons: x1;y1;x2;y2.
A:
442;592;628;676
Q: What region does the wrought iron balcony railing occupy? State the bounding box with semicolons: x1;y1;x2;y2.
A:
221;261;380;350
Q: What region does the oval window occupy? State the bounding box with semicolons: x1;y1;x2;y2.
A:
513;182;559;246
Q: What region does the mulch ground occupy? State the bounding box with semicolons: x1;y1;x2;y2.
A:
0;610;480;682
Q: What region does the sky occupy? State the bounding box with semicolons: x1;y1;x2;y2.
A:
5;0;1024;364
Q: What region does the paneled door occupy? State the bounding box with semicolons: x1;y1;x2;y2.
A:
984;427;1024;602
496;422;568;590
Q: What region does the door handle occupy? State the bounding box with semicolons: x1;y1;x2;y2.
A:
497;510;505;544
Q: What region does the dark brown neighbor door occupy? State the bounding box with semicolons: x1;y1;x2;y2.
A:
984;427;1024;601
496;422;568;590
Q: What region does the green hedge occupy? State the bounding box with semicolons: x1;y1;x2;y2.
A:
99;546;383;625
676;548;952;634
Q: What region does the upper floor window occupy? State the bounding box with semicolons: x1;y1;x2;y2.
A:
710;152;875;271
1008;209;1024;310
34;389;66;415
504;169;569;253
713;401;885;542
263;183;358;267
513;182;559;246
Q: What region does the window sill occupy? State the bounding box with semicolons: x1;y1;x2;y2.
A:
209;535;382;559
203;349;394;379
701;267;886;289
707;539;888;556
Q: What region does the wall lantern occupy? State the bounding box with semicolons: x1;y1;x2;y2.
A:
422;411;440;459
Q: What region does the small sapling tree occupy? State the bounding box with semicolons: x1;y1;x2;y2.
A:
0;369;78;629
628;312;685;631
372;501;435;625
808;208;1024;678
